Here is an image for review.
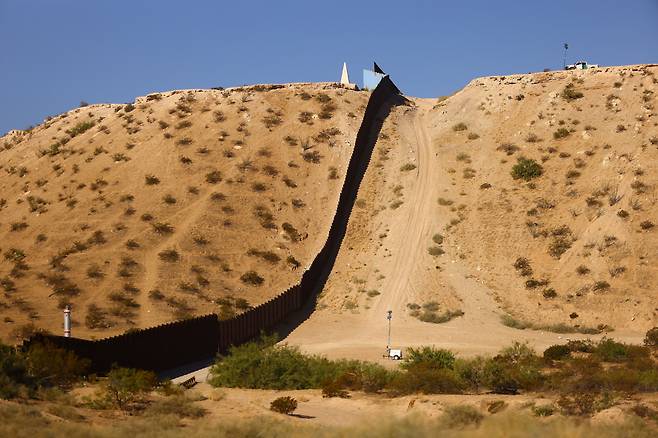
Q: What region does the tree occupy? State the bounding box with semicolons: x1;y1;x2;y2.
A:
104;367;157;409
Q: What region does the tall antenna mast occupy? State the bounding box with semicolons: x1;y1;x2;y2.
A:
386;310;392;349
563;43;569;69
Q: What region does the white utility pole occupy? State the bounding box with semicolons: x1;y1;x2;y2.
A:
386;310;392;349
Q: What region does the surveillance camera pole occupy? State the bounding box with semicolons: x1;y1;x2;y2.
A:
563;43;569;69
386;310;392;350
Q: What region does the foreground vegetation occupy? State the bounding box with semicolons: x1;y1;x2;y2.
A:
210;332;658;415
2;330;658;435
0;403;656;438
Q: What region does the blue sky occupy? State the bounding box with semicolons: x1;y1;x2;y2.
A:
1;0;657;134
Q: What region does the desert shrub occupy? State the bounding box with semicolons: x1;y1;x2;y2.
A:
302;150;321;163
0;343;29;398
427;246;445;256
532;404;555;417
511;157;543;181
175;120;192;129
145;395;206;418
390;366;464;395
592;280;610;292
24;342;89;388
209;335;389;392
240;271;264;286
548;235;572;258
418;309;463;324
513;257;533;276
557;392;614;417
319;102;336;119
206;170;222;184
542;288;557;299
525;133;540;143
561;83;584;101
595;338;628;362
158;249;179;262
103;367;157;410
152;222;174;234
543;345;571;361
162;194;177;204
270;396;297;415
144;175;160;185
402;346;455;371
262;113;282;129
640;220;654;230
452;122;467;131
644;327;658;347
85;304;112;329
441;405;484;428
553;128;570;139
497;143;520;155
484;343;543;394
282;223;302;241
400;163;416;171
321;380;350;398
66;121;95;137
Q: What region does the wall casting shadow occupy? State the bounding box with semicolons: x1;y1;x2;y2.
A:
21;77;407;376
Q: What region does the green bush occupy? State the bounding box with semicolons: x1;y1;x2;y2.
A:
389;365;464;395
511;157;543;181
24;342;89;387
209;335;389;392
561;84;584;101
644;327;658;347
401;346;455;371
0;343;28;399
532;404;555;417
553;127;570;139
543;344;571;361
455;356;487;393
270;396;297;415
441;405;483;428
145;395;206;418
104;367;157;410
595;338;628;362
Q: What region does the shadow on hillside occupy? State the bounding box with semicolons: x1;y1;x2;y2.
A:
273;90;408;342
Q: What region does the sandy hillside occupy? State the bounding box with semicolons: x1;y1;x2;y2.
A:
286;64;657;360
0;83;368;341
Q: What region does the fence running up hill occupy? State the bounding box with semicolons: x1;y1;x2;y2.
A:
23;76;405;373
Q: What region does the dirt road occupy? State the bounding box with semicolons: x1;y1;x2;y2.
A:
283;99;644;362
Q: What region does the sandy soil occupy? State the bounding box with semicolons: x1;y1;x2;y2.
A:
286;65;657;361
0;83;368;342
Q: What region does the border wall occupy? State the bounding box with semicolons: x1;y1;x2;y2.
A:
22;76;404;373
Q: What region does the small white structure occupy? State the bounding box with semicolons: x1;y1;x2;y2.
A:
387;348;402;360
340;62;350;85
339;62;356;88
64;305;71;337
566;61;599;70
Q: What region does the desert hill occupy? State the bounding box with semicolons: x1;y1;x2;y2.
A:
2;64;657;355
286;64;658;359
0;83;368;341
